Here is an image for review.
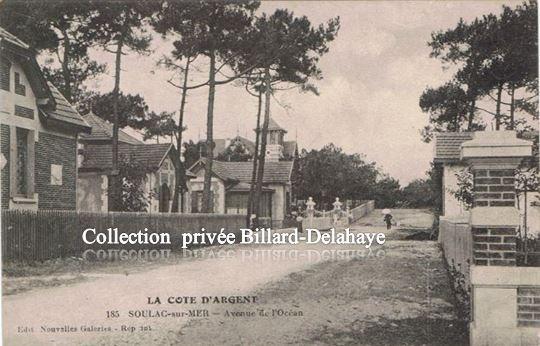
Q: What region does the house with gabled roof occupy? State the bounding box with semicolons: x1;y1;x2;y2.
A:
77;113;191;213
188;158;294;227
0;27;91;210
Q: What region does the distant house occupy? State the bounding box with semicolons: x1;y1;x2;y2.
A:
189;117;297;226
188;158;293;227
211;118;298;161
0;27;91;210
77;114;191;213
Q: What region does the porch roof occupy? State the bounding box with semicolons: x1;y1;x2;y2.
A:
434;132;474;163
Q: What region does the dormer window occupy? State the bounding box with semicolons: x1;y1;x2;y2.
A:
14;72;26;96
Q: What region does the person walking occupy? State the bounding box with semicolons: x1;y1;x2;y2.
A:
382;209;393;230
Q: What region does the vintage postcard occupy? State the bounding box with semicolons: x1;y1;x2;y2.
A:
0;0;538;345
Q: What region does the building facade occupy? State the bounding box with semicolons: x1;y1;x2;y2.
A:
0;27;90;210
77;114;190;213
189;117;297;226
188;159;293;227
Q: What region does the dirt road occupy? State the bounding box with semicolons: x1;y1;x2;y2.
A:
2;209;466;345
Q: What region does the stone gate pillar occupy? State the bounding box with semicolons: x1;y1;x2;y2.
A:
461;131;532;266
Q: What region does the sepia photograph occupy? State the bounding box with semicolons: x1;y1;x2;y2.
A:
0;0;538;345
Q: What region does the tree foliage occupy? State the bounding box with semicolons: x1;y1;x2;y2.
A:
79;91;153;130
143;111;180;142
112;155;154;212
370;176;402;209
419;81;486;142
402;179;435;208
450;167;474;210
153;0;260;213
292;144;409;209
217;141;252;162
0;0;106;102
422;1;538;141
238;9;340;222
183;140;206;170
88;1;158;210
293;144;379;207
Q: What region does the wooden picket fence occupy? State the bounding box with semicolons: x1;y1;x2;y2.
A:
1;209;245;262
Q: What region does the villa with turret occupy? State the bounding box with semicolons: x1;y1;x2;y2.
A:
188;118;296;227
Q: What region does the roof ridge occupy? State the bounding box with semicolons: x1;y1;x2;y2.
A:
88;113;112;137
83;113;143;144
268;117;286;131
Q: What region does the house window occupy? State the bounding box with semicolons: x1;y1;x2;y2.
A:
0;59;10;91
226;193;248;214
15;128;29;195
155;159;176;213
14;72;26;96
160;173;169;186
10;127;35;199
191;191;203;213
51;164;62;185
268;131;277;144
14;105;34;119
159;160;175;192
77;143;84;168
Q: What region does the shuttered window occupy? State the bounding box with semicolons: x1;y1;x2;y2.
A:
0;59;10;91
14;72;26;96
14;105;34;119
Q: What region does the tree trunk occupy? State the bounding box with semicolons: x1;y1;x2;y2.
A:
202;51;216;213
254;67;271;226
61;30;72;103
171;58;191;213
110;36;124;211
468;99;476;131
246;89;263;226
495;83;503;130
509;83;515;130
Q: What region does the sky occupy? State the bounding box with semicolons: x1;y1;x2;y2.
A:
85;1;519;185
